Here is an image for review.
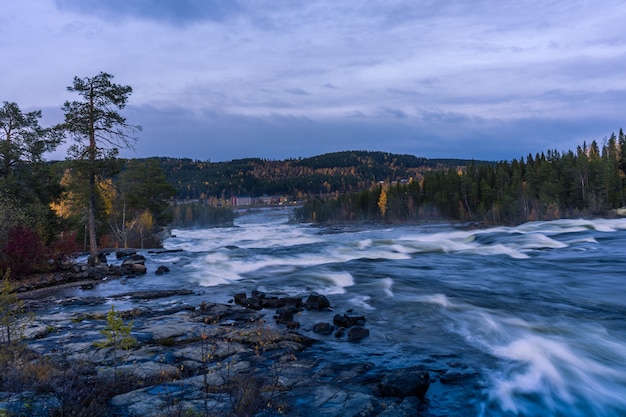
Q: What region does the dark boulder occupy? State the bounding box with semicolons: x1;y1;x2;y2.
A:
131;263;147;275
344;312;366;326
378;365;430;400
155;265;170;275
275;307;295;325
234;292;247;305
312;322;334;335
234;291;302;311
333;312;366;328
304;292;331;310
347;326;370;343
333;314;352;328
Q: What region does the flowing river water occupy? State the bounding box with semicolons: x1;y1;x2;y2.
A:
61;208;626;416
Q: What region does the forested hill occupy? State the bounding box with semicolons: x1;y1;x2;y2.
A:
152;151;489;200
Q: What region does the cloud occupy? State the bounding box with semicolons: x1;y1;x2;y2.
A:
3;0;626;164
285;88;310;96
54;0;243;24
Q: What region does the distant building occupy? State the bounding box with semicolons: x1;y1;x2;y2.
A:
230;196;252;206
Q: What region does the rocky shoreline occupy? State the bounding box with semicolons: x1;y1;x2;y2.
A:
3;251;477;416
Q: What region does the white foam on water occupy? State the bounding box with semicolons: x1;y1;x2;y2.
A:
322;272;355;294
380;277;394;298
418;293;454;308
484;330;626;416
410;291;626;416
398;231;530;259
464;243;530;259
429;300;626;417
516;233;568;250
166;223;322;253
357;239;373;250
513;217;626;235
565;236;597;245
203;252;230;264
152;256;181;263
348;295;375;310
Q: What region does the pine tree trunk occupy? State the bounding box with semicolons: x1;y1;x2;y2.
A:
87;87;99;265
88;187;98;265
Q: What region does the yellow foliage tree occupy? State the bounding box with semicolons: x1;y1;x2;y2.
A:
136;209;154;249
378;187;388;218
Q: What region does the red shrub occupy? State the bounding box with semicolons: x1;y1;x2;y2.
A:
50;231;82;257
1;226;46;279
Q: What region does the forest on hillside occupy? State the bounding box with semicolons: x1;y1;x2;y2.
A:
153;151;486;200
296;132;626;225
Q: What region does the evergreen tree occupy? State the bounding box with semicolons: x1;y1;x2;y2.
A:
60;72;140;264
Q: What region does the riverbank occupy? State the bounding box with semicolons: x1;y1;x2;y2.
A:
3;255;445;417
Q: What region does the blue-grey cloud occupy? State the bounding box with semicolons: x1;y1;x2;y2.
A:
3;0;626;163
285;88;310;96
54;0;242;24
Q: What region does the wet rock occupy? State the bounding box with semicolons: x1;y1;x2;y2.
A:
121;254;146;267
333;311;367;337
234;291;305;312
284;386;382;417
132;263;147;274
378;365;430;400
312;322;334;335
333;313;351;328
344;312;366;326
304;292;331;310
275;305;301;325
347;326;370;343
116;249;137;259
234;292;247;304
155;265;170;275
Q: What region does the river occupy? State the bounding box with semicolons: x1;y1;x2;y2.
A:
70;207;626;416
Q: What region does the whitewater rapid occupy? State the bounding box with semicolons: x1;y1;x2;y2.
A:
118;208;626;416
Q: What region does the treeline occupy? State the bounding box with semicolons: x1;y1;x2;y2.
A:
155;151;485;200
296;131;626;225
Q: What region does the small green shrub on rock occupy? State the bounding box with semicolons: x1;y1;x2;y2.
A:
95;305;136;382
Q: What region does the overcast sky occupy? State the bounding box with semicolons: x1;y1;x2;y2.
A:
3;1;626;162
